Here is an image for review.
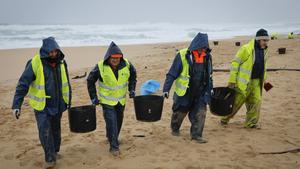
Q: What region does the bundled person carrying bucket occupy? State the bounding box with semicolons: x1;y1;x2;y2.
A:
220;29;270;128
288;32;294;39
12;37;72;168
162;33;213;143
87;41;137;156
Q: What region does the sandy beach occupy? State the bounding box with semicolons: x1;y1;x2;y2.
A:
0;36;299;169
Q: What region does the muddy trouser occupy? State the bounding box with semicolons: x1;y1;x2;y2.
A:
221;79;262;127
171;97;207;139
34;111;62;162
102;103;124;151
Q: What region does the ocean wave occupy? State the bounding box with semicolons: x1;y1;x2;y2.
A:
0;22;299;49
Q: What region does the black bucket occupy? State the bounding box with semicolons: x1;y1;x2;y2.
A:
68;105;96;133
209;87;236;116
278;48;286;54
133;95;164;122
213;41;219;46
235;42;241;46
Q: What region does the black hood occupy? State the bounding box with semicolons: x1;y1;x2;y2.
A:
39;37;64;61
103;41;123;61
188;33;209;51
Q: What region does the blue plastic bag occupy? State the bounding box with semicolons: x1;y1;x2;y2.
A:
140;80;160;95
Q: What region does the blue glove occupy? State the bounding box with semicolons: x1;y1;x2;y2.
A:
91;98;100;105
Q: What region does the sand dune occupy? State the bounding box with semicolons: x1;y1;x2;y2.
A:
0;36;299;169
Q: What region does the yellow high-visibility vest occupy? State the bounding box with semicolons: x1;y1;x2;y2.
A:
229;39;268;92
288;32;294;39
97;58;130;106
271;32;278;39
174;48;190;96
28;54;70;111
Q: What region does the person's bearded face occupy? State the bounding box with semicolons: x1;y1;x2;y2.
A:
49;49;58;59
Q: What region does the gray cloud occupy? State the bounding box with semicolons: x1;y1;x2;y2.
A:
0;0;299;24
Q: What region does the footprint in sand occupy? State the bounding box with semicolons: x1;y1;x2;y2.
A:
19;157;31;167
65;144;88;156
185;166;203;169
3;153;14;160
33;160;43;168
16;146;35;159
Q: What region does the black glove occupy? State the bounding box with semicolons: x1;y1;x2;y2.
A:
129;90;135;98
91;98;100;105
163;92;169;99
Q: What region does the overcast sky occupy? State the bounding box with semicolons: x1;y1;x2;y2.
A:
0;0;299;24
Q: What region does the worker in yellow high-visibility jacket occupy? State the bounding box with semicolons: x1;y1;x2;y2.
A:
163;33;213;143
288;32;294;39
12;37;71;168
87;41;137;156
271;32;278;40
221;29;270;128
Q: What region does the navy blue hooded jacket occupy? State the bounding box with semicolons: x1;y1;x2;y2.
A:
12;37;72;115
87;41;137;103
251;40;265;79
163;33;213;105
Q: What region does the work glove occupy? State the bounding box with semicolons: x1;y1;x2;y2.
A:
91;98;100;106
162;92;169;99
12;109;21;119
264;82;273;92
227;82;236;89
129;90;135;98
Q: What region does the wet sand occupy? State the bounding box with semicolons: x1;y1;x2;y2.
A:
0;36;299;169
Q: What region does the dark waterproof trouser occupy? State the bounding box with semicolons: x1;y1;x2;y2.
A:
171;97;207;139
102;103;124;151
34;111;62;162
